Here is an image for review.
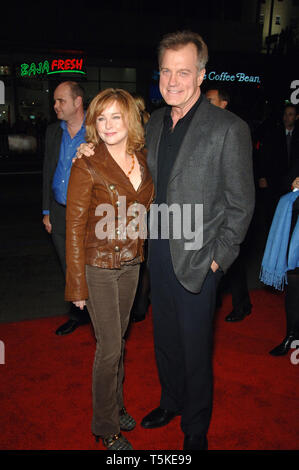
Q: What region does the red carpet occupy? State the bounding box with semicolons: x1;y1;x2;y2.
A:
0;289;298;450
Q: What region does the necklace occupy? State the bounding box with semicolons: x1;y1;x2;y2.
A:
127;154;135;176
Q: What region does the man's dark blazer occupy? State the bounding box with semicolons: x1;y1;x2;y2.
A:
146;96;255;293
42;121;63;214
259;124;299;194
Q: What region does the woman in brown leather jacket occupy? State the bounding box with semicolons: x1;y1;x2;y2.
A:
65;89;154;450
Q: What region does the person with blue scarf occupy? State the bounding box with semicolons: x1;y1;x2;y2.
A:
260;166;299;356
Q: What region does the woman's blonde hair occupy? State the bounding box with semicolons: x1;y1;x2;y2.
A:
132;94;150;126
85;88;145;154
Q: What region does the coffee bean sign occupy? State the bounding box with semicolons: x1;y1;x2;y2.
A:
204;71;261;83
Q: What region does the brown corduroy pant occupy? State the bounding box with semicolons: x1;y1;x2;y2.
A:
85;263;140;437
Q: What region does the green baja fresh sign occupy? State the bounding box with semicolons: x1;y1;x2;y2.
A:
20;58;86;77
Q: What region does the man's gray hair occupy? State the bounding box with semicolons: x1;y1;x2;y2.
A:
158;30;209;72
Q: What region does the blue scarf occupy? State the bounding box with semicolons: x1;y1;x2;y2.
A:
260;191;299;290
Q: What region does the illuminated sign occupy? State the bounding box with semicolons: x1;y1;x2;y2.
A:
20;59;86;77
0;65;11;76
0;80;4;104
204;71;261;84
290;80;299;104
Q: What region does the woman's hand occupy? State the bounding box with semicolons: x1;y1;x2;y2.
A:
292;177;299;190
73;300;86;310
73;143;95;162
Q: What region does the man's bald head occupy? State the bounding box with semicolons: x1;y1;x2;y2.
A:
53;81;84;122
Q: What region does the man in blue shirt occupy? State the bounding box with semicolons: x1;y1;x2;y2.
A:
42;81;90;335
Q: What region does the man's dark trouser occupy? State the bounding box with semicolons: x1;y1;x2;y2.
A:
226;246;251;313
149;238;222;436
50;199;89;321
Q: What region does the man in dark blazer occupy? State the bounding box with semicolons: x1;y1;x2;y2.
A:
205;87;252;322
141;31;255;450
42;81;90;335
258;104;299;227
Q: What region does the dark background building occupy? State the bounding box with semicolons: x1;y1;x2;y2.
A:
0;0;298;160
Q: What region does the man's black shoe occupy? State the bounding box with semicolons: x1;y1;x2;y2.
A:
141;407;178;429
269;334;297;356
55;319;84;336
225;307;252;322
183;434;208;450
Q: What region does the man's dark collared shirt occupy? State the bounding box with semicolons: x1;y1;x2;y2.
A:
156;96;202;205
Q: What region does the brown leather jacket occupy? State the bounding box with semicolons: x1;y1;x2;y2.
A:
65;142;154;302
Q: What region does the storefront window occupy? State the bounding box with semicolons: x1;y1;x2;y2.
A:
100;67;136;93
